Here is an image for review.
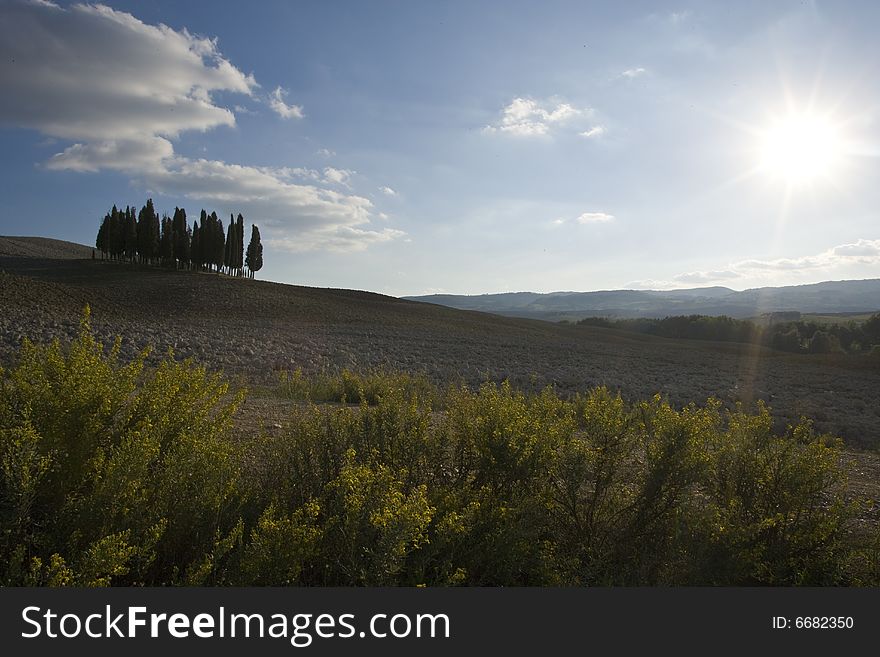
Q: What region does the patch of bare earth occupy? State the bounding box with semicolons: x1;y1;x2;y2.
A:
2;239;878;520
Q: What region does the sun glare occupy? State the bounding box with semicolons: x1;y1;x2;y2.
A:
757;113;842;185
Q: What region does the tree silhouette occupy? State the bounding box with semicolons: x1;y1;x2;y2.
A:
96;215;109;259
96;199;264;275
246;224;263;278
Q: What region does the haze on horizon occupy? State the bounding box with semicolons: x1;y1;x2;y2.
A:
2;0;880;297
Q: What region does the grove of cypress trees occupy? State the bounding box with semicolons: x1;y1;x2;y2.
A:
96;199;264;274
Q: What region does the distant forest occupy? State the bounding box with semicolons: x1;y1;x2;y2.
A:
95;199;263;278
576;313;880;355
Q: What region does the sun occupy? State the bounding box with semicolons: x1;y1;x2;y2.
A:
757;112;842;185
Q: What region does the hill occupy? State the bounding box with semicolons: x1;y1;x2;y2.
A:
1;236;880;449
0;235;93;259
404;280;880;320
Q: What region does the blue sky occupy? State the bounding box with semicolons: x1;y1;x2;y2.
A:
2;0;880;295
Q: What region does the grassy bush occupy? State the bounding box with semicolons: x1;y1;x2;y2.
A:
1;309;874;585
278;368;439;407
0;307;244;585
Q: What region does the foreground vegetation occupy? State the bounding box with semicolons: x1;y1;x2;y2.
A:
1;310;877;586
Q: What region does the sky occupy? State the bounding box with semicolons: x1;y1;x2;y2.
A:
2;0;880;296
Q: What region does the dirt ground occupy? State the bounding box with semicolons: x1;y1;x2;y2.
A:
1;236;878;520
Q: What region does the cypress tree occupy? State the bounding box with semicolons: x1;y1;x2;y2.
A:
137;199;160;265
96;215;109;260
160;214;173;266
136;204;147;263
197;210;208;270
191;221;201;271
224;218;234;274
235;213;245;276
149;212;160;266
172;207;188;269
212;213;224;273
123;207;138;262
245;224;263;278
182;223;192;270
108;205;123;260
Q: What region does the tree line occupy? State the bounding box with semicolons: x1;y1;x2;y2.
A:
95;199;263;278
575;312;880;355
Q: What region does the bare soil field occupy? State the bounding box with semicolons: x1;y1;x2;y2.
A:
1;235;879;517
3;238;879;442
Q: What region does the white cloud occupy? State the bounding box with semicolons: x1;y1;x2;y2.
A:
379;186;398;196
0;0;256;148
140;157;400;251
831;239;880;258
625;279;681;290
0;1;400;253
665;239;880;285
46;137;174;173
268;86;304;120
316;148;336;157
673;269;742;284
576;212;615;224
322;167;353;187
483;97;587;137
580;126;606;138
620;67;647;78
267;226;405;253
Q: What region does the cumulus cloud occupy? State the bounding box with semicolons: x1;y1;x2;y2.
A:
0;1;400;253
322;167;354;187
268;86;304;119
0;0;256;147
46;137;174;173
831;239;880;258
576;212;615;224
620;67;647;78
379;186;398;196
483;97;588;137
143;159;370;223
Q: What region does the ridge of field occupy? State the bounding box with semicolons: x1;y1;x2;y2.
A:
2;236;879;451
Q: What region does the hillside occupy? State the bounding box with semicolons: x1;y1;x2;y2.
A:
2;236;880;448
0;235;93;259
405;279;880;320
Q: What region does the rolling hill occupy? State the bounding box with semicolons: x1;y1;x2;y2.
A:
404;280;880;320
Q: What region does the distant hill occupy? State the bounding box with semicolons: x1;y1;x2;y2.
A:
404;280;880;320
